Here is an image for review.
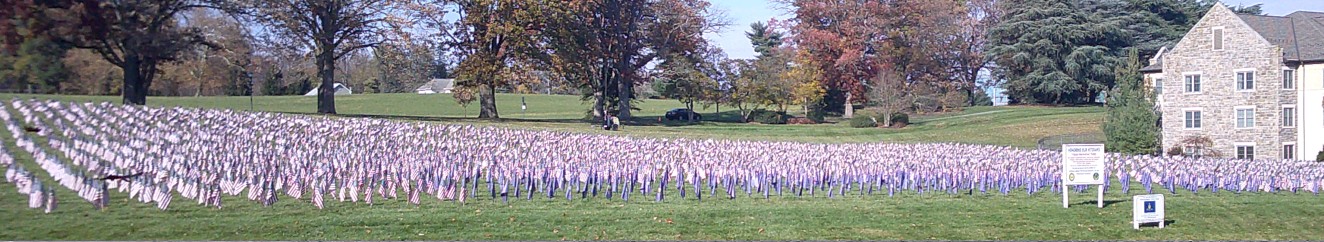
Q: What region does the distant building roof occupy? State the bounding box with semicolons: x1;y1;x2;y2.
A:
416;78;455;94
1141;46;1168;73
1140;62;1163;73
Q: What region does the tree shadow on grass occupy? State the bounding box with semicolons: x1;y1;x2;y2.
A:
276;111;594;124
1072;199;1127;208
285;109;845;128
1135;219;1177;229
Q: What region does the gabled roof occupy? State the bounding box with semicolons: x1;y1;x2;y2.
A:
1237;11;1324;62
1285;11;1324;62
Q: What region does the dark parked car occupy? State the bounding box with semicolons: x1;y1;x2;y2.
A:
664;108;702;121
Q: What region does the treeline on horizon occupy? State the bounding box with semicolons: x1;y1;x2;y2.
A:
0;0;1263;119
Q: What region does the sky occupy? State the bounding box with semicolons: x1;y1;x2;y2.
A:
711;0;1324;60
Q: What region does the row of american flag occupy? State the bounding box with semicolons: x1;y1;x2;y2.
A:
1;99;1322;213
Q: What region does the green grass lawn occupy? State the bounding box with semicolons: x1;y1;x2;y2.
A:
0;93;1103;148
4;172;1323;240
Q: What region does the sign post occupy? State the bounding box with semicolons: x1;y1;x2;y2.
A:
1061;144;1106;208
1132;194;1165;229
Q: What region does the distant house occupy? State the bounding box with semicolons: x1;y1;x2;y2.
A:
986;86;1010;106
1141;3;1324;160
304;83;353;96
416;78;455;94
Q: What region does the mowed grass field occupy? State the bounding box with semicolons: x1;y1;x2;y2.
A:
0;93;1103;148
6;93;1322;240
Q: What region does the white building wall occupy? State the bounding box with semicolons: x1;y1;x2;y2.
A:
1299;63;1324;160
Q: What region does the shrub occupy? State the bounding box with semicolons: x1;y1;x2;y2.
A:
806;109;826;122
749;110;788;124
1317;151;1324;162
972;89;994;106
1166;146;1184;157
888;112;909;128
788;117;818;125
849;114;877;128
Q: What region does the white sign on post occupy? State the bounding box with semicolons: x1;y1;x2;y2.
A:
1061;144;1106;208
1132;194;1165;229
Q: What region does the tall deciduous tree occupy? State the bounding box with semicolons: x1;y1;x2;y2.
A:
0;37;68;94
373;41;435;93
786;50;824;117
159;9;253;96
951;0;1001;106
655;53;710;121
247;0;416;114
546;0;726;121
782;0;888;118
11;0;235;104
1;0;70;94
450;0;548;120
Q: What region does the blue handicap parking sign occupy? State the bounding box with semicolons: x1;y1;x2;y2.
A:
1144;201;1156;213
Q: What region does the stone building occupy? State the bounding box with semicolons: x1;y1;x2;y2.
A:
1140;3;1324;161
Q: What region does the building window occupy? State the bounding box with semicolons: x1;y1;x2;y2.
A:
1213;27;1224;50
1284;144;1296;160
1284;107;1295;127
1284;69;1295;89
1185;110;1202;129
1236;71;1255;91
1236;108;1255;128
1154;78;1163;94
1184;74;1201;93
1235;145;1254;160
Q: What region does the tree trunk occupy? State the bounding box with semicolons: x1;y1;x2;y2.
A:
967;88;976;106
316;46;337;114
616;70;632;120
803;98;810;117
478;82;499;119
686;101;694;122
138;60;155;104
121;56;145;105
593;91;605;120
882;112;892;128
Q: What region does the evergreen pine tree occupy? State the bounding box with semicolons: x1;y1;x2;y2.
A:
1103;48;1160;155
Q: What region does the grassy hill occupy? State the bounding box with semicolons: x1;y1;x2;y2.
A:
0;93;1104;148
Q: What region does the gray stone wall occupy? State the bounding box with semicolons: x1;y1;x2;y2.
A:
1159;4;1294;160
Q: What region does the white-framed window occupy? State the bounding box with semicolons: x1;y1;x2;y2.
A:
1283;106;1296;127
1184;73;1202;93
1184;109;1202;129
1235;106;1255;128
1284;142;1296;160
1235;69;1255;91
1154;78;1164;94
1235;142;1255;160
1213;27;1225;50
1283;69;1296;89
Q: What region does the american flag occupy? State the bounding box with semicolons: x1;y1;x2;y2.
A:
408;183;420;205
